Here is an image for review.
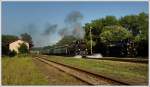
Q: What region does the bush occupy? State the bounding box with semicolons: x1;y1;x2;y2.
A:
9;50;17;57
18;43;29;54
2;44;9;56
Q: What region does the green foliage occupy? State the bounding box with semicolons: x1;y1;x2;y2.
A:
20;33;33;48
86;40;96;50
137;12;148;41
9;50;17;57
90;19;104;34
2;44;10;56
83;12;148;57
83;16;118;41
55;35;78;46
120;15;139;36
103;16;119;26
2;35;18;56
18;43;29;54
100;26;132;44
120;13;148;40
2;35;18;44
134;35;142;42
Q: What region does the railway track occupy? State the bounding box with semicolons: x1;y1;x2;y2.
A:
84;57;148;64
34;55;129;85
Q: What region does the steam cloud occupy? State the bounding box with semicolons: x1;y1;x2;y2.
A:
21;11;84;47
59;11;85;39
65;11;83;24
42;23;58;35
24;23;37;35
58;28;69;37
23;23;58;47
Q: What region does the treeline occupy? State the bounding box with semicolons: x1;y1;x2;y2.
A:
2;33;33;56
83;12;148;57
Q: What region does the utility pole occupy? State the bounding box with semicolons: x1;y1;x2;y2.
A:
90;27;93;55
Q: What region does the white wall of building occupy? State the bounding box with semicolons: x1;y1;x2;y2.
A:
9;40;29;53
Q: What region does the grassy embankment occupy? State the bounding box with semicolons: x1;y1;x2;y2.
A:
46;56;148;85
2;55;49;85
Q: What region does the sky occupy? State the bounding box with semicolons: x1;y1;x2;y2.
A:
2;1;148;47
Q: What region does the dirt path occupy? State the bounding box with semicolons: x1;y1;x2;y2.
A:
32;58;88;85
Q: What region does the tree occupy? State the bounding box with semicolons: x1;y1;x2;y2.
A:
83;22;102;52
55;35;78;46
100;25;132;44
90;19;104;34
100;25;133;56
103;16;119;26
18;43;29;54
136;12;148;41
83;12;148;57
9;50;17;57
20;33;33;48
120;15;140;36
2;35;18;44
119;12;148;57
120;12;148;41
85;40;96;51
2;35;18;55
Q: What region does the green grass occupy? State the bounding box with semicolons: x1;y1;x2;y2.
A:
46;56;148;85
2;55;49;85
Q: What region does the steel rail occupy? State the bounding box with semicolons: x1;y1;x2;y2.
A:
34;56;129;85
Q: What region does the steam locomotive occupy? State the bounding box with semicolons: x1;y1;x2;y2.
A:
41;40;88;57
